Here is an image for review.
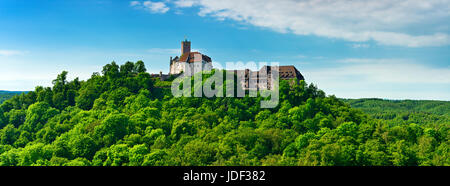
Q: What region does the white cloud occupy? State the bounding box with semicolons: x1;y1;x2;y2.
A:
351;44;370;49
174;0;196;7
130;1;141;6
173;0;450;47
0;50;26;56
131;1;169;14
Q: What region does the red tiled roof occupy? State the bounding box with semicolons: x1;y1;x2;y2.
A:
179;52;212;63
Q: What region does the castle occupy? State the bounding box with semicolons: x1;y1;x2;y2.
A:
169;39;213;75
233;65;304;90
155;39;304;89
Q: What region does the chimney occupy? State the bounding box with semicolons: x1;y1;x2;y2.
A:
181;39;191;55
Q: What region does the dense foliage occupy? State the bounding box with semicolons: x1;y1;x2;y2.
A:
0;61;448;166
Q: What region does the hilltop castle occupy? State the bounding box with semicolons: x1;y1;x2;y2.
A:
156;39;304;90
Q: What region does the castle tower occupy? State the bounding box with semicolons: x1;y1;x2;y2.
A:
181;39;191;55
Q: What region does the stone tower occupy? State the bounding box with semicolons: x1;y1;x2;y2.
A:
181;39;191;55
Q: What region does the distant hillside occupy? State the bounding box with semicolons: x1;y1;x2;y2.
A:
342;98;450;126
0;91;28;104
0;90;27;94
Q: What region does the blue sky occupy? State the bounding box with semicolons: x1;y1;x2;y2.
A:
0;0;449;100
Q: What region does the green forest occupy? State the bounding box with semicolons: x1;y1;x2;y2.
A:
0;91;27;104
0;61;448;166
343;99;450;126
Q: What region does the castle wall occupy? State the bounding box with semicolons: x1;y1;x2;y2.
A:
170;61;186;75
183;60;212;76
169;61;212;75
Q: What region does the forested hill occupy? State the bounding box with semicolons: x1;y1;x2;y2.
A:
342;99;450;126
0;61;448;166
343;98;449;116
0;91;28;104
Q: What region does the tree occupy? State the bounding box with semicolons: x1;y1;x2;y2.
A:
388;140;418;166
103;144;129;166
129;144;149;166
181;140;216;166
22;102;58;133
52;71;68;93
134;60;147;73
52;92;67;110
7;109;26;128
69;134;98;159
0;108;6;129
76;81;101;110
143;149;168;166
36;87;53;105
102;62;120;79
120;61;135;76
94;114;131;146
0;125;19;145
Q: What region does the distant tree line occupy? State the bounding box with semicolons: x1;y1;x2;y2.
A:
0;91;27;104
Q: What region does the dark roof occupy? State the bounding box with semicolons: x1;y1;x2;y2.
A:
232;65;304;80
276;66;304;80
